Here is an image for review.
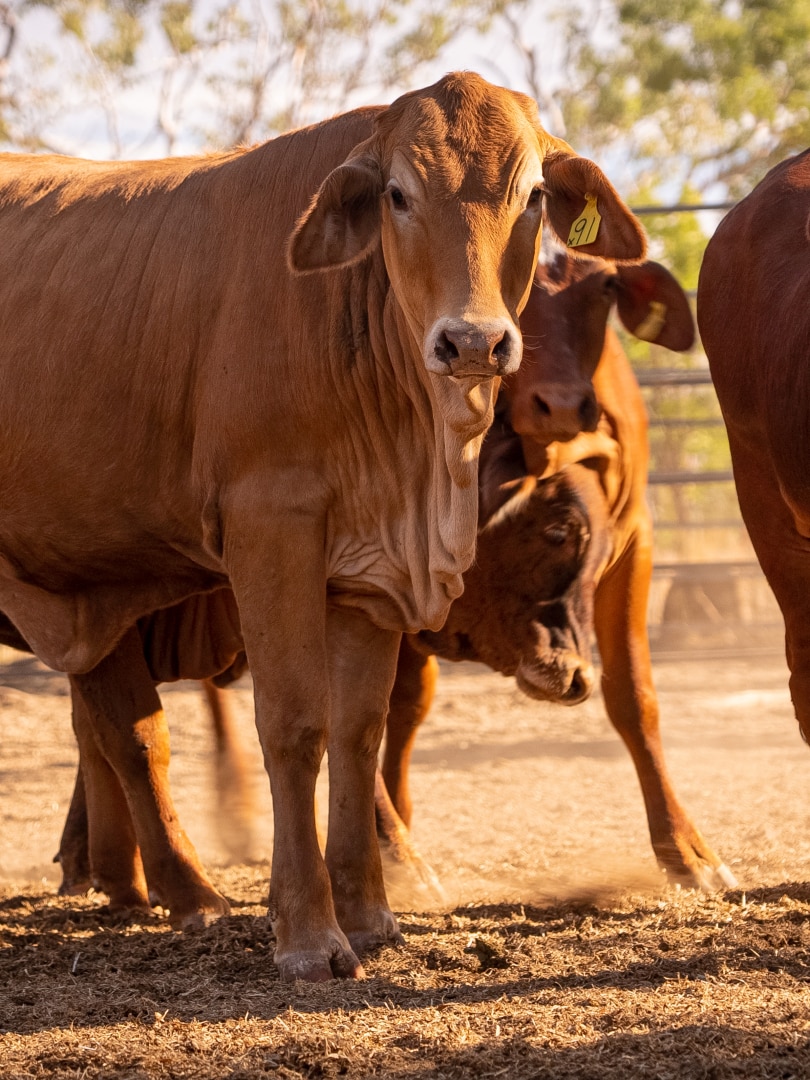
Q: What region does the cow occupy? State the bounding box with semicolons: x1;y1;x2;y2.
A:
697;150;810;746
380;243;736;890
0;72;647;980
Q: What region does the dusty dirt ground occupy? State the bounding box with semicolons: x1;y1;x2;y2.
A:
2;647;810;1078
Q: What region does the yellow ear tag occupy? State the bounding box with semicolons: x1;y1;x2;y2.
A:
567;193;601;248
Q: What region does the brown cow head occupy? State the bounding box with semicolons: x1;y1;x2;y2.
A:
415;462;612;704
504;237;695;445
288;73;645;413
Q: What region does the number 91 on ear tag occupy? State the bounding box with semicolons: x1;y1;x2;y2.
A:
567;194;601;248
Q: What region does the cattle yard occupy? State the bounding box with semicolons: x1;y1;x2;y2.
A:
2;648;810;1078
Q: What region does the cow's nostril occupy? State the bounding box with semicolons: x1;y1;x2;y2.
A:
567;667;592;701
579;395;599;428
533;394;552;417
493;333;511;361
434;332;460;365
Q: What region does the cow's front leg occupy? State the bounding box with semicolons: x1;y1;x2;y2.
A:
229;514;360;982
69;629;230;927
325;606;404;954
595;527;736;891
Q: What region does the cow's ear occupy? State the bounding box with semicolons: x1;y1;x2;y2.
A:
542;150;646;262
288;154;382;273
615;261;696;351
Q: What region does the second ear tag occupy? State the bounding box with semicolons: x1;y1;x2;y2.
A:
568;194;601;248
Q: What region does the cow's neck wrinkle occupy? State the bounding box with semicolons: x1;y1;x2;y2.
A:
322;260;495;634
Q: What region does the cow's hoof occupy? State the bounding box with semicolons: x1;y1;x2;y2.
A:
698;862;738;891
93;878;151;912
665;858;739;893
54;850;92;897
345;908;405;956
57;876;93;897
381;847;447;909
166;893;232;930
275;946;365;983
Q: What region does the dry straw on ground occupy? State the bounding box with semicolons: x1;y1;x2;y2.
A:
2;653;810;1077
2;878;810;1079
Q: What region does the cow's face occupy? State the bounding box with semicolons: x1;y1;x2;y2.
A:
504;238;696;445
288;73;646;416
416;464;612;704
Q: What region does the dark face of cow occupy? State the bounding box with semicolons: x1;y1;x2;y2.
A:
288;72;647;432
508;240;614;444
503;239;696;445
416;464;612;705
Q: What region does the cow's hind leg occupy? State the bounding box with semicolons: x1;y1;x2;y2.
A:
201;678;256;863
326;606;404;956
729;430;810;741
67;695;150;910
55;761;93;896
70;628;230;928
595;522;735;891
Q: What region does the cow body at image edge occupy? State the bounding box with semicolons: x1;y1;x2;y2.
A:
698;150;810;743
0;72;645;981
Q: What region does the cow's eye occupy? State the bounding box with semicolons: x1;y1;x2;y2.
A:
543;524;570;546
527;185;546;209
603;274;620;299
389;185;408;211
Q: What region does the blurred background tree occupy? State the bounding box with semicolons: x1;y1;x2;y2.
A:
552;0;810;201
0;0;530;157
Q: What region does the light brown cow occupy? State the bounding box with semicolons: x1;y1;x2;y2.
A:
697;151;810;744
382;243;735;889
31;251;729;910
0;73;646;980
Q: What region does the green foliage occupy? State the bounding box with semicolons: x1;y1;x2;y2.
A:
556;0;810;199
95;7;145;68
160;1;195;55
630;183;707;291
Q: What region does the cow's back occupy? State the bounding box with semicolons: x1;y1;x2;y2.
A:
0;111;379;592
0;111;382;669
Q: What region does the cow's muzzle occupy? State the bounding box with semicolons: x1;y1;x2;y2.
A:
515;654;594;705
511;380;600;444
425;318;522;378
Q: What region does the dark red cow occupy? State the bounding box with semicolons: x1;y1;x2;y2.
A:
381;244;735;889
697;151;810;743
